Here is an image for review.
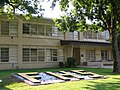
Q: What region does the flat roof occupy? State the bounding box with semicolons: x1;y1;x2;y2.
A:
60;40;111;46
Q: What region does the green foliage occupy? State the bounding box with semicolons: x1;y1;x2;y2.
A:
59;61;64;68
67;57;76;68
0;0;44;19
53;0;120;73
53;0;120;32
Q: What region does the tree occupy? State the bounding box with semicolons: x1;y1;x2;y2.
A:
53;0;120;73
118;31;120;51
0;0;44;19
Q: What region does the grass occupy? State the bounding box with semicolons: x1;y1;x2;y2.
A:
0;68;120;90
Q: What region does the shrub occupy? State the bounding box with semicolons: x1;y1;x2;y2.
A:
67;57;76;68
59;62;64;68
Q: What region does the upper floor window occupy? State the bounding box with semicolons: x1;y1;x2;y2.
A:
46;25;52;36
23;23;53;36
38;25;44;35
83;30;95;39
23;23;30;34
68;31;79;40
83;30;109;40
0;20;18;36
1;21;9;35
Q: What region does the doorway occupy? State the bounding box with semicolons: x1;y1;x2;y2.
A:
73;48;80;65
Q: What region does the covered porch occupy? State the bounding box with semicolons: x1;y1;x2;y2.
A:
61;40;112;67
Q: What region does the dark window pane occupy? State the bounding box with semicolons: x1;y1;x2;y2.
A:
23;23;30;34
23;48;30;62
1;21;9;35
1;48;9;62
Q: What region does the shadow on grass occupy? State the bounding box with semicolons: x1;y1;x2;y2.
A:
0;67;118;90
0;74;22;90
0;68;79;89
84;77;120;90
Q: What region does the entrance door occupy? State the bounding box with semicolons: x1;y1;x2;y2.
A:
73;48;80;65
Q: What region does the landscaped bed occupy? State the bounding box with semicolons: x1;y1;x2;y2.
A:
13;70;108;85
0;68;120;90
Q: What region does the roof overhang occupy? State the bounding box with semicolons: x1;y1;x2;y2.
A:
60;40;111;46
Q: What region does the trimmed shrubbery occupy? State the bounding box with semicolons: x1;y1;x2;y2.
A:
66;57;76;68
59;61;64;68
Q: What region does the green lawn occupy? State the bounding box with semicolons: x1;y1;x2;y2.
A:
0;68;120;90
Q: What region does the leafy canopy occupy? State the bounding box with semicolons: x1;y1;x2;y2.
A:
53;0;120;33
0;0;44;19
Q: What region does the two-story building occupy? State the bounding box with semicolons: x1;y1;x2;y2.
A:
0;15;112;70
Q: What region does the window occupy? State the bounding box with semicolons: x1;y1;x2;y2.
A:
1;48;9;62
38;49;44;61
46;49;58;61
23;48;45;62
69;32;74;40
0;20;18;36
23;48;30;62
1;21;9;35
87;30;92;39
46;25;52;36
31;49;37;62
38;25;44;35
52;27;59;37
68;31;79;40
83;30;98;39
101;50;109;60
31;24;37;35
52;49;58;61
83;30;94;39
86;50;95;61
23;23;30;34
22;48;63;62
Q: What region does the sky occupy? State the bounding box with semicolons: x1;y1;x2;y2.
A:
40;1;63;18
40;1;92;24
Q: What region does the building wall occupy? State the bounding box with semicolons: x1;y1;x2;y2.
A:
0;15;112;70
0;16;64;70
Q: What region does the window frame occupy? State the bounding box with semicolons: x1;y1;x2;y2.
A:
86;50;95;62
1;21;9;35
1;48;9;62
101;50;109;60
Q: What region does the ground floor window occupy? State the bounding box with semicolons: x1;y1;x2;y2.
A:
1;48;9;62
0;46;17;63
46;49;58;61
23;47;63;62
101;50;109;60
86;50;95;61
38;49;45;61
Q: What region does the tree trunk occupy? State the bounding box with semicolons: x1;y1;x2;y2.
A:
111;2;120;73
112;29;120;72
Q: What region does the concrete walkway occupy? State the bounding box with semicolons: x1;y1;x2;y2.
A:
77;65;113;69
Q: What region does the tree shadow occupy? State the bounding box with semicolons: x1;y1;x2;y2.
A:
0;75;22;90
84;77;120;90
